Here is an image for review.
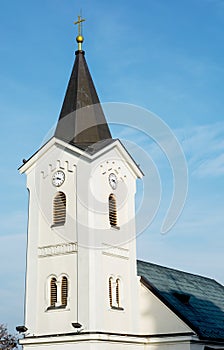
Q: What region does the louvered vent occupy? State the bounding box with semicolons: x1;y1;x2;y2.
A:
116;278;120;307
109;277;113;307
53;192;66;225
61;276;68;307
50;277;57;307
109;194;117;227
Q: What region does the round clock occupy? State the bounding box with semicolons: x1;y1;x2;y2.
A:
109;173;118;190
52;170;65;187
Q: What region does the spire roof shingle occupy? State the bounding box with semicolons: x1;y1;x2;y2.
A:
54;50;112;146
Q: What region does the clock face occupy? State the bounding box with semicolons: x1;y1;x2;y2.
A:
109;173;118;190
52;171;65;187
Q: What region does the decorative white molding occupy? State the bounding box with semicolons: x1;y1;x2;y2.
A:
38;243;77;258
41;160;75;178
19;332;196;346
102;243;129;260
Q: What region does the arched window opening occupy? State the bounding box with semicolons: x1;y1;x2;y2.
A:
109;277;113;308
109;194;117;227
108;276;123;310
61;276;68;307
53;192;66;225
116;278;120;308
50;277;57;307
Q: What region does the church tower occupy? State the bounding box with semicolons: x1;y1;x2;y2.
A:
19;18;143;349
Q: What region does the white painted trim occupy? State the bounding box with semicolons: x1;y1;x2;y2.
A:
102;243;129;259
38;243;77;258
19;137;143;178
20;333;197;346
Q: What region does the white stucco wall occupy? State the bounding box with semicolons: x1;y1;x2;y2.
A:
138;282;193;335
21;138;142;338
21;335;193;350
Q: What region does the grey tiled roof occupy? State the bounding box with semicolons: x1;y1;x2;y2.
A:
137;260;224;341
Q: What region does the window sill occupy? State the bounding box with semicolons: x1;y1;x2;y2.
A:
110;225;120;230
51;223;65;228
111;306;124;311
46;305;67;311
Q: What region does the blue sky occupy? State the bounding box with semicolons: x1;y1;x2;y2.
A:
1;0;224;333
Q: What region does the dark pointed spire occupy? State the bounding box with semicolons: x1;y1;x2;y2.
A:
54;18;112;146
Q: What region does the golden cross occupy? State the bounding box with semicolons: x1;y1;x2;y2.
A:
74;15;85;36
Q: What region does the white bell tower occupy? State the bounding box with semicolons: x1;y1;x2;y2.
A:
19;17;143;350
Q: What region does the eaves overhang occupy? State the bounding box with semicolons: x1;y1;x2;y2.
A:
19;136;143;179
20;331;196;346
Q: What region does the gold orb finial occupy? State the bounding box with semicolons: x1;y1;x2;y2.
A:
74;15;85;51
76;35;84;43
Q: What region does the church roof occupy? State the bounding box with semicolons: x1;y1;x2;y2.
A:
137;260;224;341
54;49;112;146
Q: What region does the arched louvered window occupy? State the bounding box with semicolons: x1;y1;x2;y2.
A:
108;276;123;310
53;192;66;225
109;277;113;308
109;194;117;227
116;278;120;307
50;277;57;307
61;276;68;307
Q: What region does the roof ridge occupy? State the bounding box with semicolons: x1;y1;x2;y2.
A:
137;259;221;285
